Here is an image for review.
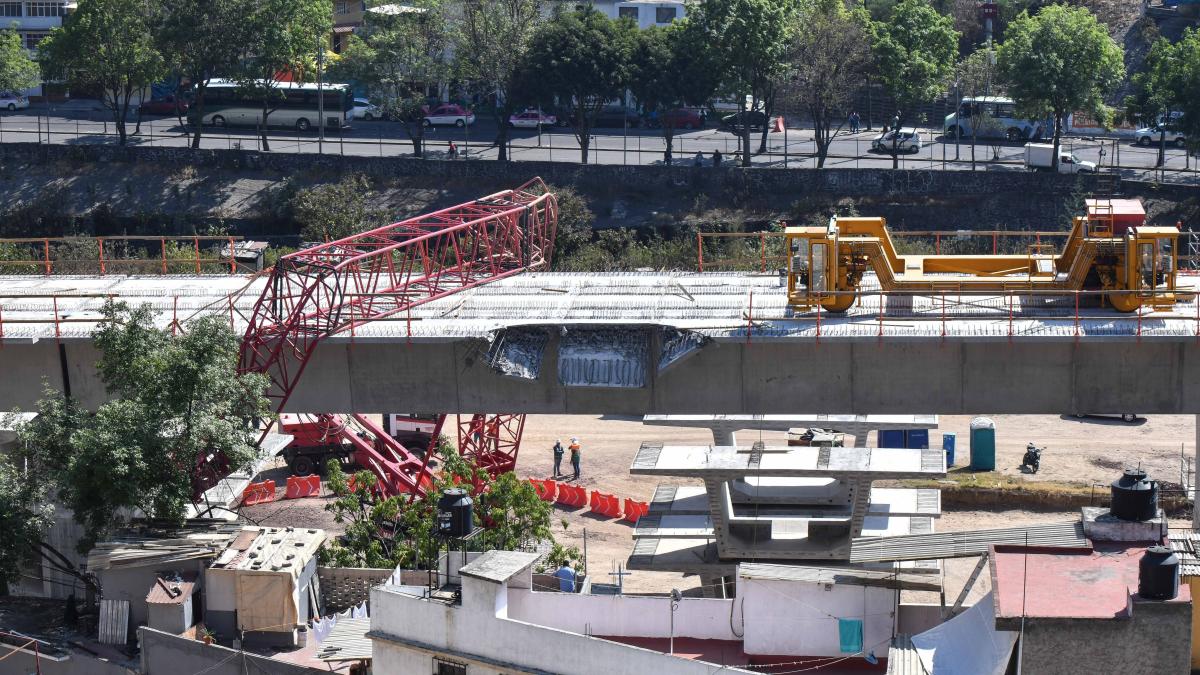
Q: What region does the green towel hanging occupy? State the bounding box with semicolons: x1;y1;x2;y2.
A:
838;618;863;654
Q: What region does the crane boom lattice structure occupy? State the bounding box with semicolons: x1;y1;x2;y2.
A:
239;177;558;412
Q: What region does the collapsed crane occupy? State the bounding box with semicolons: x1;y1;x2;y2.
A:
192;179;558;502
786;199;1189;313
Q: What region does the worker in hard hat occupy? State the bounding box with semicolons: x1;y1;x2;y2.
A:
552;439;564;478
569;437;582;480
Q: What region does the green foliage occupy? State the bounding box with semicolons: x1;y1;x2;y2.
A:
453;0;544;160
517;8;638;164
787;0;872;167
37;0;165;145
234;0;331;151
629;24;720;164
292;174;376;243
869;0;958;113
687;0;796;166
549;185;596;264
537;541;584;573
0;457;53;592
996;4;1123;168
1128;29;1200;157
14;302;272;551
0;27;40;93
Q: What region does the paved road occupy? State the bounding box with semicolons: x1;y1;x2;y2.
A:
2;104;1196;184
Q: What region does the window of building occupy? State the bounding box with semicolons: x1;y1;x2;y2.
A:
618;6;638;20
23;31;49;49
0;3;22;17
335;0;349;14
656;6;676;22
25;1;64;16
433;658;467;675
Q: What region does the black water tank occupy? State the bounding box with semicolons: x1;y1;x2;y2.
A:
1110;468;1158;521
437;488;473;538
1138;545;1180;600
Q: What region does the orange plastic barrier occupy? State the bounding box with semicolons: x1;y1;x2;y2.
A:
284;475;321;499
529;478;558;502
588;491;622;518
622;499;648;523
241;480;276;506
556;484;587;508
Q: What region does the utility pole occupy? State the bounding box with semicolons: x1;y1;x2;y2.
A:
317;35;325;154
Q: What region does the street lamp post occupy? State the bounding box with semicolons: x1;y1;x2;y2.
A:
316;36;325;154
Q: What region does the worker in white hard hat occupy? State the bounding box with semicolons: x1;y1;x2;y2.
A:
552;439;564;478
569;437;582;480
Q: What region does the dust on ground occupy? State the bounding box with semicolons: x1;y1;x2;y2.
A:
246;413;1196;601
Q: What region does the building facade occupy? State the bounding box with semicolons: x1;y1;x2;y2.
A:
2;0;70;97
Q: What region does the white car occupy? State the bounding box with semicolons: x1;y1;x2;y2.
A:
871;128;923;154
0;91;29;112
423;104;475;127
1135;125;1186;148
508;110;557;128
351;97;383;121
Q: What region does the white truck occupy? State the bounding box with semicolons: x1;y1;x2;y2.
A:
1024;143;1096;174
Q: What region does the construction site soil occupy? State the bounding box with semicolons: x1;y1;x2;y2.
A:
243;413;1195;605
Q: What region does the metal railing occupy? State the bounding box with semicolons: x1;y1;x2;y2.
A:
0;235;247;275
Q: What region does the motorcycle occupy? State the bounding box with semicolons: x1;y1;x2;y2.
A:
1021;442;1044;474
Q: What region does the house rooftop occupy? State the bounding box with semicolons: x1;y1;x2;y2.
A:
87;522;243;571
145;571;198;605
990;543;1191;621
458;550;539;584
210;526;325;577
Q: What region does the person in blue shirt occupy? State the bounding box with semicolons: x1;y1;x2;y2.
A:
552;563;577;592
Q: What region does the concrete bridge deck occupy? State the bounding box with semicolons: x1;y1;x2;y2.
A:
1;272;1198;414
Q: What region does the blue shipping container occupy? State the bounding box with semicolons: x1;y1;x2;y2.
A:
942;432;956;466
879;430;906;448
905;429;930;449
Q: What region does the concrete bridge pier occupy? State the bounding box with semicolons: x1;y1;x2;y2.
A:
1195;414;1199;531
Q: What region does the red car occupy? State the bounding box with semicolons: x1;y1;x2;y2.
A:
138;95;188;116
659;108;705;130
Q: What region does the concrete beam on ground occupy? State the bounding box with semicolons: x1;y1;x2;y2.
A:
646;485;940;519
634;513;936;540
642;414;939;447
626;536;941;576
629;443;946;479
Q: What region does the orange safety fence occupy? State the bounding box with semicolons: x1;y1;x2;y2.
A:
589;491;623;519
529;478;557;501
241;480;276;506
0;235;249;275
622;499;649;524
555;483;588;508
284;475;321;499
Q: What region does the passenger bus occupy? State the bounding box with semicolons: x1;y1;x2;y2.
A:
944;96;1049;142
187;79;354;131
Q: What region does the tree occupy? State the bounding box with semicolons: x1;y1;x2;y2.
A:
951;45;1004;170
292;174;377;242
869;0;958;168
155;0;250;149
12;302;271;551
0;27;40;94
0;459;53;593
37;0;166;146
236;0;330;151
629;24;721;166
333;0;449;158
454;0;544;161
784;0;871;168
688;0;795;167
517;8;637;164
997;4;1123;171
1127;30;1200;168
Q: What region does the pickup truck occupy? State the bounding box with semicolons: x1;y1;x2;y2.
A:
1024;143;1095;174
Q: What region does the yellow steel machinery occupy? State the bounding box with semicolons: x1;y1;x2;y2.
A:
786;199;1186;313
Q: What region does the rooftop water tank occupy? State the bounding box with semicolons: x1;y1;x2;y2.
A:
1111;468;1158;522
437;488;474;539
1138;545;1180;600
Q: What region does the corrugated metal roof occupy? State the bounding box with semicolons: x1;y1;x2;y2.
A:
886;634;928;675
738;563;941;591
1170;532;1200;577
145;572;198;605
317;618;372;662
851;521;1087;563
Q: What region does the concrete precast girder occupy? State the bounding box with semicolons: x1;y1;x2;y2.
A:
4;333;1196;415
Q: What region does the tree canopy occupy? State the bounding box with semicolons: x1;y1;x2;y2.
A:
996;4;1123;169
0;27;40;94
517;8;638;164
1128;28;1200;162
628;24;718;165
38;0;165;145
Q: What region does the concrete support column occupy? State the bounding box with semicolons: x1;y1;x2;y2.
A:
1194;414;1199;531
710;426;737;447
699;574;725;599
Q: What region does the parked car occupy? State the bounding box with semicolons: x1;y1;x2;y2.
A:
351;98;383;121
508;110;557;128
871;128;924;154
1135;125;1186;148
0;91;30;112
589;106;641;128
137;95;188;116
423;104;475;127
654;108;705;130
721;110;768;133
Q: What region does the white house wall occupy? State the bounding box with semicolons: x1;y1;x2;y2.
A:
507;588;740;641
740;578;895;658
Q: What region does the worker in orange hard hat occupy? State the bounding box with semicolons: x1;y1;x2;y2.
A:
569;437;582;481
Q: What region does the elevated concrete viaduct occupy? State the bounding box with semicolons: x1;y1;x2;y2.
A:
0;272;1198;416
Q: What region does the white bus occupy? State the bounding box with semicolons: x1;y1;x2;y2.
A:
187;79;354;132
944;96;1049;142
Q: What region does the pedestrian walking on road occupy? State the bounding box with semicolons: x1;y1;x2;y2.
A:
712;149;722;168
552;439;564;478
448;141;458;159
569;437;582;480
849;111;860;134
693;151;705;167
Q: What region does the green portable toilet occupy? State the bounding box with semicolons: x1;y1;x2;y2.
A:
970;417;996;471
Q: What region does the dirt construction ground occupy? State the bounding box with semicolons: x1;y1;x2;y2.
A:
245;413;1197;604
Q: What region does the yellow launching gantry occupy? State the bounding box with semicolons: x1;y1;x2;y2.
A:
786;199;1189;313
